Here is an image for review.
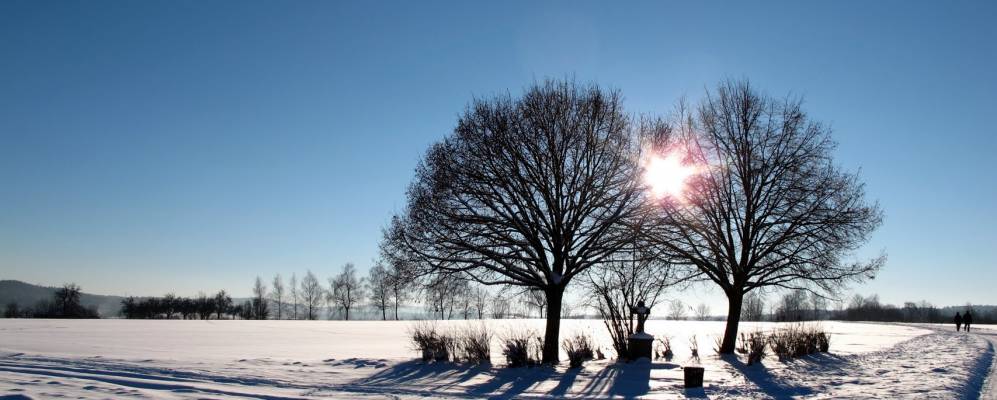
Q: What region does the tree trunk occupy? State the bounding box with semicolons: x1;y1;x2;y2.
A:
541;287;564;365
720;292;743;354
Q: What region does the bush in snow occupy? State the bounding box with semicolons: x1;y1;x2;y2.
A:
561;332;595;368
454;324;492;364
409;322;455;362
768;323;830;360
654;336;673;361
737;331;767;365
501;329;542;368
815;329;831;353
689;335;700;360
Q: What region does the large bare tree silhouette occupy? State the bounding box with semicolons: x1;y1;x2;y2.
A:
384;79;662;364
649;80;884;353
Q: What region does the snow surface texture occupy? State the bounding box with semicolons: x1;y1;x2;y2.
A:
0;319;992;399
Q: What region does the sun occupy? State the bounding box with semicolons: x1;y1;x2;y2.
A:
644;152;697;199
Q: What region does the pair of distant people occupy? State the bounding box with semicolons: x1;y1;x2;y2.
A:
954;311;973;332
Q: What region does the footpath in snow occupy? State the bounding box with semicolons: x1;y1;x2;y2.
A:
0;320;993;399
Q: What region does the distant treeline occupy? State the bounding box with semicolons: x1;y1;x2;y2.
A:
119;291;249;319
833;294;996;324
3;283;99;319
738;290;997;325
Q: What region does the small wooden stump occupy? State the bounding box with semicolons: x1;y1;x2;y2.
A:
683;366;705;388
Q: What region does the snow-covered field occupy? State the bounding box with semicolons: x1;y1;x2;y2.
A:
0;319;993;399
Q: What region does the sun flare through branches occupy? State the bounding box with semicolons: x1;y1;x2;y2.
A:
644;151;697;199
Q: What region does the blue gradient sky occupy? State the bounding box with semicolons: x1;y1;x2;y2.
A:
2;1;994;310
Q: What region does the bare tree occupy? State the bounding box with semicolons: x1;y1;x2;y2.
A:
383;80;657;363
491;295;511;319
522;289;548;318
693;303;711;320
666;300;686;320
300;270;323;320
386;263;411;320
585;244;688;359
423;273;466;320
774;289;807;321
368;261;392;320
288;273;299;320
271;274;285;320
328;263;365;320
647;80;884;353
741;291;766;321
470;286;489;319
214;290;232;319
251;276;269;320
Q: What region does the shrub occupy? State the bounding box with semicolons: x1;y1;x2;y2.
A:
561;332;595;368
654;336;673;361
501;329;542;368
455;324;492;364
815;330;831;352
737;331;767;365
409;322;455;362
768;323;830;360
689;335;700;359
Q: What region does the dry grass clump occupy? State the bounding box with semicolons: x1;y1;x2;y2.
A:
737;331;768;365
411;322;493;364
561;332;596;368
410;322;455;362
654;336;673;361
768;323;831;360
501;329;543;368
454;324;493;364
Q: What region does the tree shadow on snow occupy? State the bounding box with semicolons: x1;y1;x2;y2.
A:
575;361;668;399
721;355;817;398
361;359;490;391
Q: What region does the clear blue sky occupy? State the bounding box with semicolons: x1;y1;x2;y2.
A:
2;1;994;310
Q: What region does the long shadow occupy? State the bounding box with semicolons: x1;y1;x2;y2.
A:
721;355;814;398
467;365;558;399
361;359;488;390
547;367;582;398
578;361;652;399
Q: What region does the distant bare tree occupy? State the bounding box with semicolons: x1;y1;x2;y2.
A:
774;290;807;322
809;291;828;320
647;80;884;353
491;296;511;319
271;274;285;320
300;270;323;320
666;300;686;320
251;276;269;320
423;273;466;320
741;291;766;321
386;263;411;320
383;80;656;363
328;263;364;320
288;273;299;320
470;286;489;319
214;290;232;319
693;303;711;320
368;261;392;320
522;289;548;318
162;293;179;319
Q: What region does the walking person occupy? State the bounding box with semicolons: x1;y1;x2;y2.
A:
955;312;963;332
964;311;973;332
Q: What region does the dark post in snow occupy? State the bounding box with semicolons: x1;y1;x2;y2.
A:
627;301;653;361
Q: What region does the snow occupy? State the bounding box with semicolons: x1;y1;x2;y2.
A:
0;319;993;399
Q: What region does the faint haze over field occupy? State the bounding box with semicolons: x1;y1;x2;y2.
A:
1;1;995;310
